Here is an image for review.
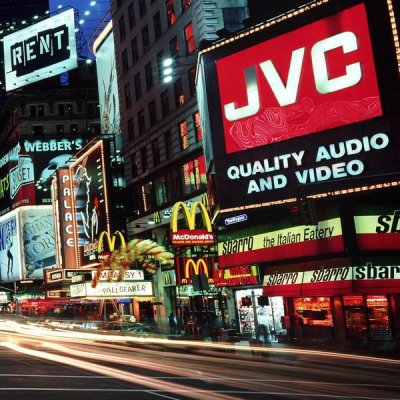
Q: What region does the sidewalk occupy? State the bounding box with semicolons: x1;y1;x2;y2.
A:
232;337;400;360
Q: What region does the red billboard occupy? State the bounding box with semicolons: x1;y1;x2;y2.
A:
217;4;381;154
197;1;400;210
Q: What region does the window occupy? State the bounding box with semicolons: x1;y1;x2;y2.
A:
164;130;174;159
141;146;148;172
166;0;176;26
179;120;189;150
181;0;190;11
128;2;135;30
160;89;170;117
169;36;179;57
193;112;202;142
134;73;142;100
86;103;96;115
131;153;138;178
149;100;157;126
32;125;44;134
58;103;73;115
131;37;139;64
30;104;45;117
139;0;147;17
141;182;153;212
127;117;135;140
56;124;64;134
152;138;161;166
222;7;246;32
188;67;196;97
124;83;132;109
121;48;129;73
153;11;162;40
165;169;182;201
156;50;164;81
184;22;195;54
182;155;206;195
174;78;185;107
118;16;126;42
145;62;154;91
155;176;167;206
142;25;150;53
138;109;145;134
70;124;78;133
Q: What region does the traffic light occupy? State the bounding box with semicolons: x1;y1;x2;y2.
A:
299;197;318;225
161;58;174;83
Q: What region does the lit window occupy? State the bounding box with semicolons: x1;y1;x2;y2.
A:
179;120;189;150
184;22;195;54
166;0;176;26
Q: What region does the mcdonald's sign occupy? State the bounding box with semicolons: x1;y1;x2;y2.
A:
175;257;215;286
97;230;126;260
169;201;215;246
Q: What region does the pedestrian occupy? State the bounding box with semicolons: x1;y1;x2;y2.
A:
168;312;177;334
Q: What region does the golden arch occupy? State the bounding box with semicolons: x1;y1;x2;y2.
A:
184;258;209;279
97;230;126;253
170;201;212;233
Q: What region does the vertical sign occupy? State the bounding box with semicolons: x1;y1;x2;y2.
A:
56;168;77;269
70;141;110;267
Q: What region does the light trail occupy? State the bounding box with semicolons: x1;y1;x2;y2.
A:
0;341;243;400
1;320;399;367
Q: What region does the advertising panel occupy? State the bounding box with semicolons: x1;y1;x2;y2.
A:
169;201;215;246
0;211;23;282
54;168;77;269
198;2;400;210
217;4;381;155
175;257;215;286
96;30;121;138
3;9;78;91
70;141;110;267
70;281;153;298
354;206;400;251
20;206;56;279
217;217;343;267
263;259;400;296
0;138;84;215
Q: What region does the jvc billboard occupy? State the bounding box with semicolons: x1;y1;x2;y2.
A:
197;1;400;210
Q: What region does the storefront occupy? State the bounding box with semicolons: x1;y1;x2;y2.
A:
263;259;400;349
234;288;285;342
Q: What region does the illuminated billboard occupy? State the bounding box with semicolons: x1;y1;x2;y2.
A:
216;4;381;154
70;141;110;268
0;138;84;215
197;1;400;210
95;29;121;138
0;211;23;282
21;206;56;279
3;9;78;91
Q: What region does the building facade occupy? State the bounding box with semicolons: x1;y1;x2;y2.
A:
197;0;400;352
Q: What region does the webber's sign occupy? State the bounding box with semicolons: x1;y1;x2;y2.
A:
3;9;77;91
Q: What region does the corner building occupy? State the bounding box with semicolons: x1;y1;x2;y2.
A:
197;0;400;353
110;0;248;327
